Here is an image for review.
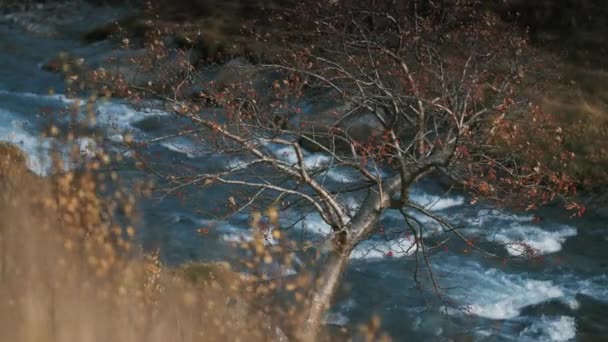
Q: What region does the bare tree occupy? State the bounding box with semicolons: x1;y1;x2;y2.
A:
91;0;582;340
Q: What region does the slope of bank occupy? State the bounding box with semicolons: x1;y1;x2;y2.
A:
0;141;291;341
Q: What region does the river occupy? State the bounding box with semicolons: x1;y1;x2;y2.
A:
1;9;607;341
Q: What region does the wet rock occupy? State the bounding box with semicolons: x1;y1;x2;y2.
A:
40;58;63;72
82;16;152;43
289;99;391;153
584;189;608;219
93;48;153;84
214;57;257;88
131;115;169;132
210;57;284;103
1;1;134;39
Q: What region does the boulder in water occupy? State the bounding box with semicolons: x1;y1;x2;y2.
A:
289;99;391;153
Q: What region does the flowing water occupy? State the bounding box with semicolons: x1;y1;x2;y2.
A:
1;17;607;342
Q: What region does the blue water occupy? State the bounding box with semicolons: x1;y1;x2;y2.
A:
1;18;607;341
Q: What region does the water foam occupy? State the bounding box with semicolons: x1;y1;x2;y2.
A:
0;130;51;175
409;190;465;211
225;158;248;170
324;312;349;326
520;316;576;342
0;109;51;175
440;261;565;320
298;212;333;236
160;139;200;158
266;143;330;169
466;278;564;320
0;89;77;104
324;298;356;326
474;208;535;224
493;224;578;256
323;168;358;183
96;102;168;130
464;209;577;256
562;274;608;304
195;218;280;245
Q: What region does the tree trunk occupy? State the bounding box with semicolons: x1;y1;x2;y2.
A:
298;173;428;340
298;248;351;342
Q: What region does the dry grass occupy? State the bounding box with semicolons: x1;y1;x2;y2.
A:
0;142;287;342
0;139;369;341
540;63;608;185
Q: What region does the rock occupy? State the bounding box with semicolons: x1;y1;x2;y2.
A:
214;57;257;88
95;48;153;84
211;57;285;106
81;16;152;43
1;1;135;39
584;189;608;219
131;115;169;132
87;48;190;92
40;58;63;72
290;99;391;153
41;44;214;99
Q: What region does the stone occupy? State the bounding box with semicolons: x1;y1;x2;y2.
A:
289;99;390;153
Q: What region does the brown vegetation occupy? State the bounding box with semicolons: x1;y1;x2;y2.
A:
0;141;295;341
